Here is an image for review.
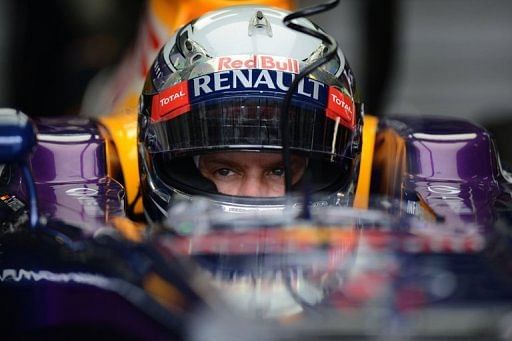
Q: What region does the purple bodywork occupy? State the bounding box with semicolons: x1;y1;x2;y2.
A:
28;117;125;232
374;116;509;234
23;115;511;236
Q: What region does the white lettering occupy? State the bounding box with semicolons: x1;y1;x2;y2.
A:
309;79;325;100
159;90;185;106
275;71;290;91
232;69;252;88
214;71;231;91
297;79;311;97
253;69;275;89
193;75;212;96
330;94;352;113
192;70;323;100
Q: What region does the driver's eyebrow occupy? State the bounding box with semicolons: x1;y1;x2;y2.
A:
202;159;236;168
200;155;240;169
201;155;306;167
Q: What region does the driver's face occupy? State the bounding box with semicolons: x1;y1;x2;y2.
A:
198;152;307;197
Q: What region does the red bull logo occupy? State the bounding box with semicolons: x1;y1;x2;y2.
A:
215;55;300;74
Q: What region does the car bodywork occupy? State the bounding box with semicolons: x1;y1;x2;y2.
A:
2;110;512;338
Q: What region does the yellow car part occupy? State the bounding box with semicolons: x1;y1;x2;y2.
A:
353;115;378;210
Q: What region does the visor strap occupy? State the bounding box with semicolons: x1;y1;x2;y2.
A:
330;116;341;162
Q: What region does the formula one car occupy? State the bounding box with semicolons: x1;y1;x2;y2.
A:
3;1;512;340
2;107;512;339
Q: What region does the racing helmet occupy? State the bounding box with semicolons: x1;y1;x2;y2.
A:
138;5;364;222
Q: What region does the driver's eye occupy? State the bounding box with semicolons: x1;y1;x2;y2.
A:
271;168;285;176
215;168;233;176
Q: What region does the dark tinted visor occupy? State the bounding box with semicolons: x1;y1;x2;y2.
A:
146;95;355;163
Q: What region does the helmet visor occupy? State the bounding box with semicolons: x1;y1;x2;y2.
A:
145;69;357;163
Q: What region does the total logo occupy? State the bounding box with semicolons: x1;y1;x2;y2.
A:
151;81;190;121
327;87;356;129
159;89;186;106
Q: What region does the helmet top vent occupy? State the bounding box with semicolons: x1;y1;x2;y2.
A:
248;10;273;37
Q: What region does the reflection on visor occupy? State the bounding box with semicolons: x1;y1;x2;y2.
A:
147;97;354;163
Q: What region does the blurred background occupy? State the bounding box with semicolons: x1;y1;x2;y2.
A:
0;0;510;162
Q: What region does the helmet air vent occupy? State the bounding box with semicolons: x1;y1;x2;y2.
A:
248;10;273;37
183;39;209;65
